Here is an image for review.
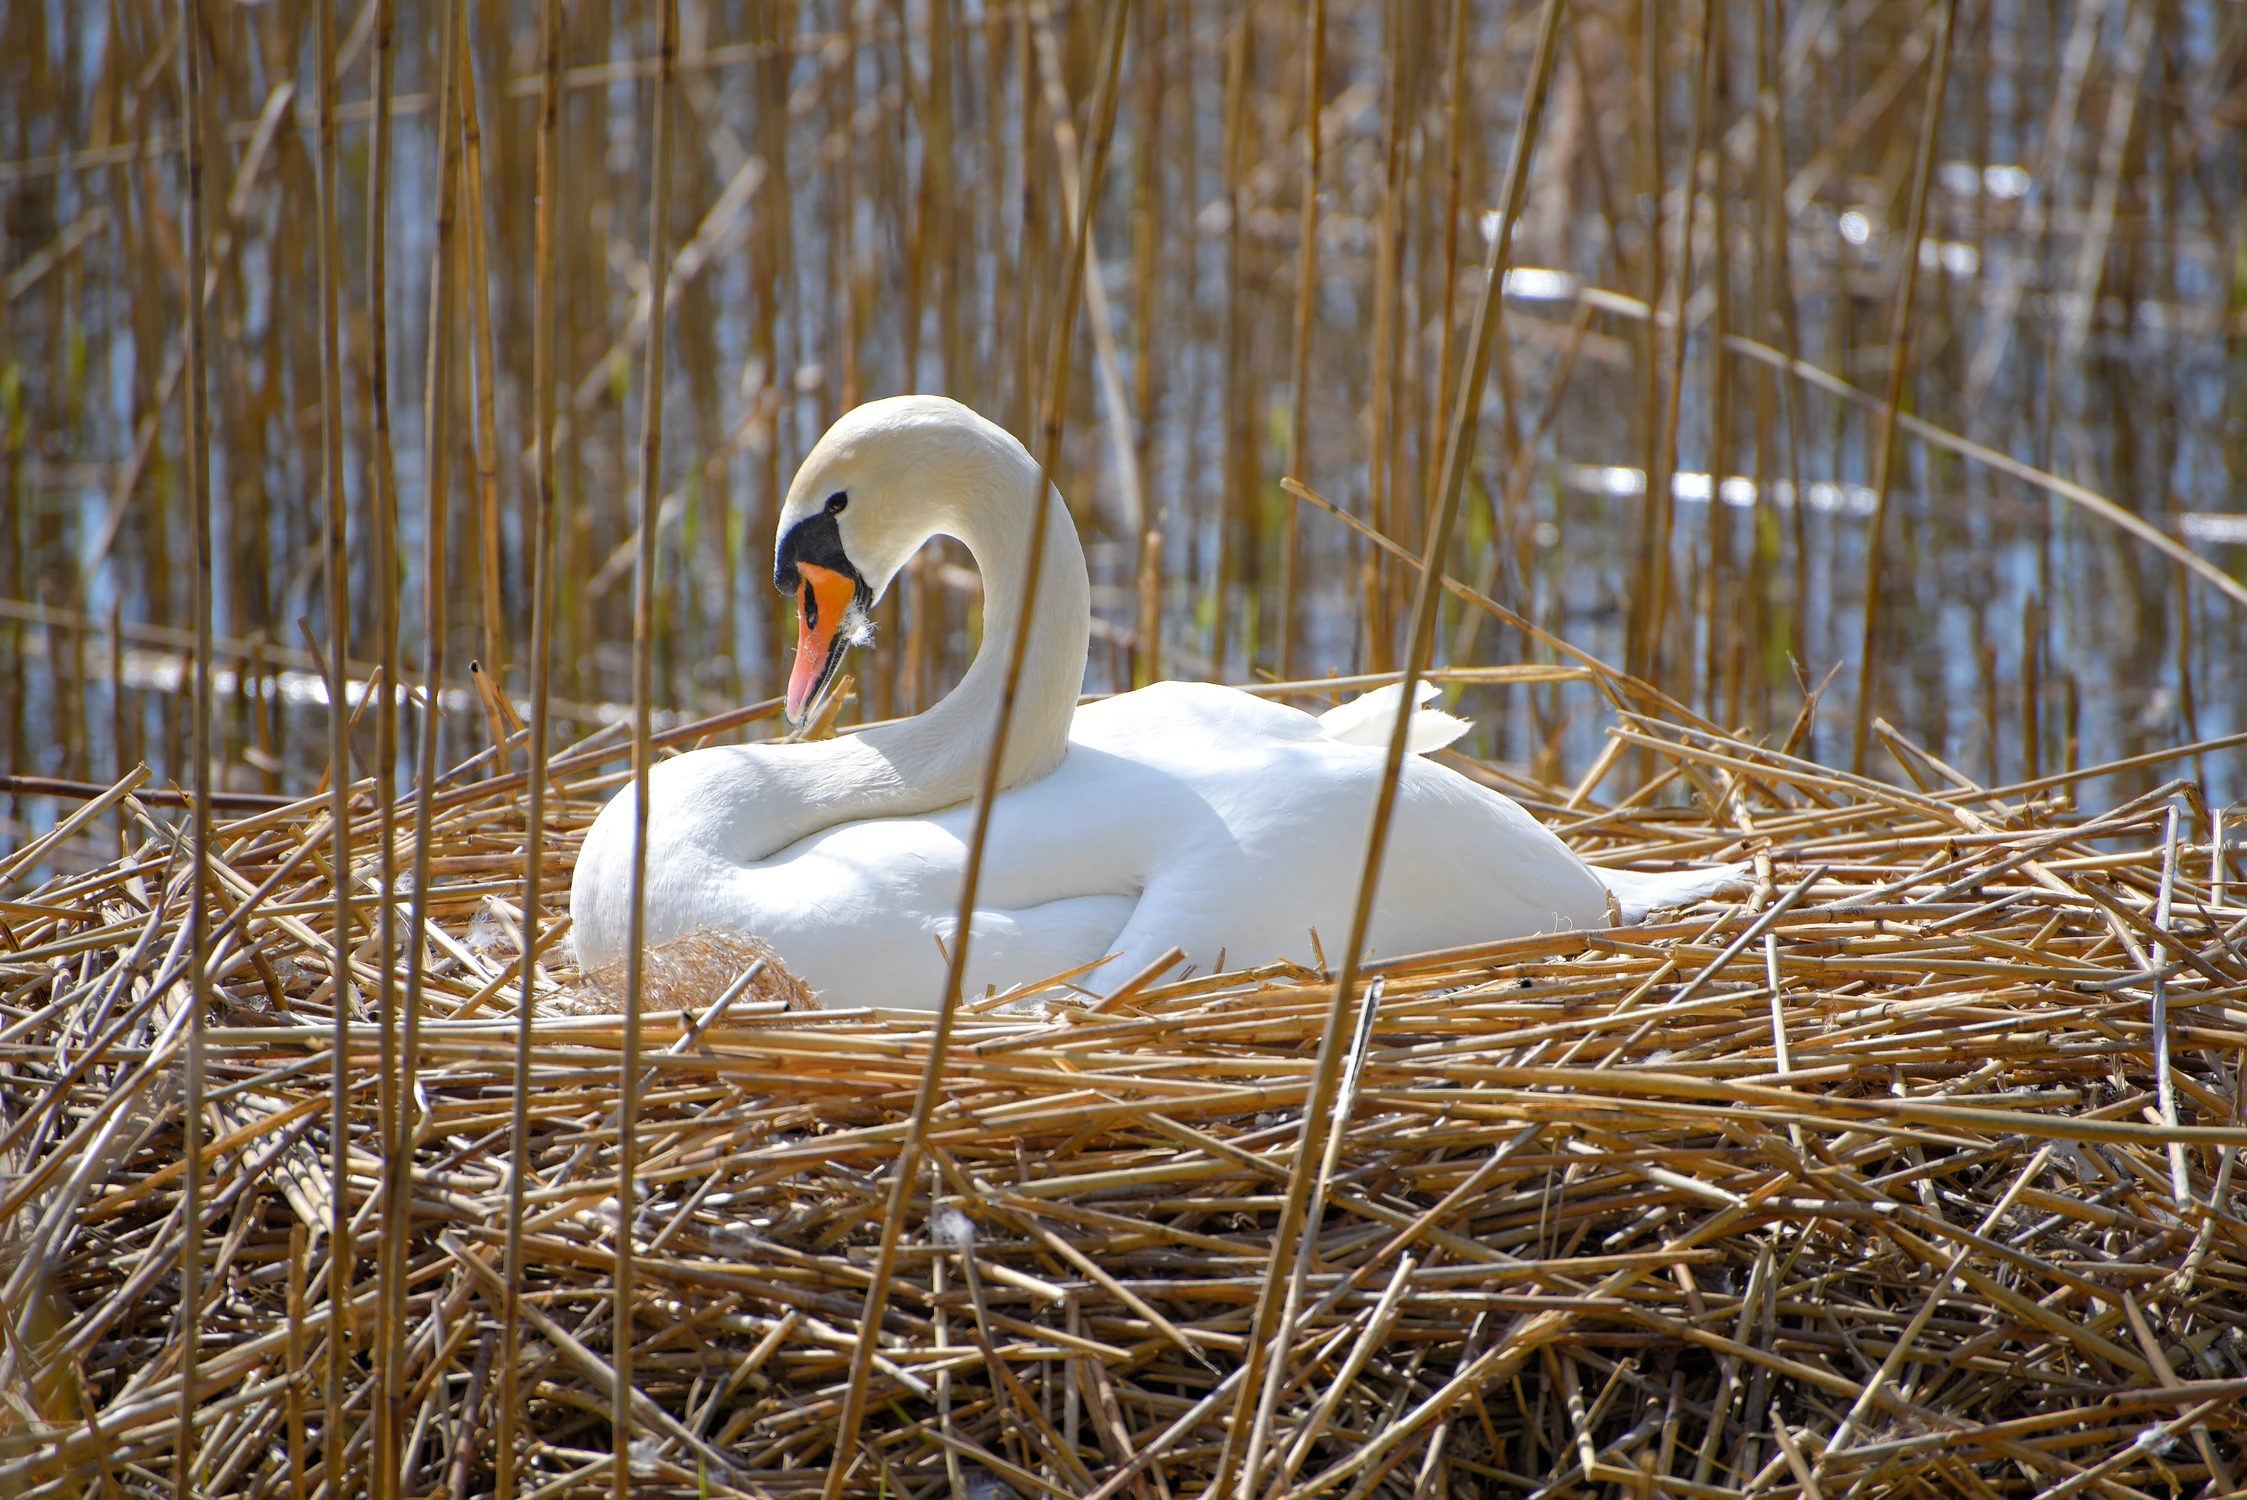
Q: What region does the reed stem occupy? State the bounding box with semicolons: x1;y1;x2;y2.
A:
313;0;356;1483
498;0;567;1483
1219;2;1568;1491
1851;0;1958;774
820;6;1131;1494
1278;0;1325;683
615;0;679;1489
174;0;212;1492
363;0;400;1483
381;0;462;1489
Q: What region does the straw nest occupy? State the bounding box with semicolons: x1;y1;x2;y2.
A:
1;699;2244;1499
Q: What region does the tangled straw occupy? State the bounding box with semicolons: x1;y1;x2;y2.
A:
1;686;2244;1496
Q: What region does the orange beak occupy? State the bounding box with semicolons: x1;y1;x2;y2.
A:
787;562;860;726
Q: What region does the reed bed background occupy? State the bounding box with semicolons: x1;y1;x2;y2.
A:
6;0;2247;1496
1;0;2244;826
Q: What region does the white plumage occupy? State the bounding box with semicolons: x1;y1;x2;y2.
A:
1313;681;1473;753
571;396;1740;1006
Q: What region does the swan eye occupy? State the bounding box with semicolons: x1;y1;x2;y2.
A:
825;492;848;514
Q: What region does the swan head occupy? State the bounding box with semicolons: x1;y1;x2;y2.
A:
775;395;1041;726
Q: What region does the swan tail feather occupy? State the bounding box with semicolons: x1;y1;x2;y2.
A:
1593;863;1752;924
1318;682;1473;755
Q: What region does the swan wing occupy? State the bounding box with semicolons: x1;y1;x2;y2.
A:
1592;862;1752;923
1315;682;1473;754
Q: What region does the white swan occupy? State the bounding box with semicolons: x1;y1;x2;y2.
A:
570;396;1739;1006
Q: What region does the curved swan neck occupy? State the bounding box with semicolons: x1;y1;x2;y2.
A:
856;462;1090;802
711;432;1091;871
574;407;1094;967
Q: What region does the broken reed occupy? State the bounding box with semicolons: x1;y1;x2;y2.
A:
1;695;2245;1495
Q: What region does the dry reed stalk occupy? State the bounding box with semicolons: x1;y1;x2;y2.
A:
1278;0;1325;684
832;0;859;415
1648;0;1719;706
174;0;213;1492
1214;5;1251;683
1128;0;1166;692
825;9;1132;1492
1225;6;1568;1492
363;0;401;1484
1636;0;1710;705
458;36;507;695
1022;2;1144;598
379;1;464;1486
1448;298;1596;674
1430;0;1470;467
1751;0;1811;712
499;0;568;1484
1361;0;1408;674
614;0;681;1487
1702;0;1737;730
1850;0;1957;774
1626;0;1665;692
312;0;356;1480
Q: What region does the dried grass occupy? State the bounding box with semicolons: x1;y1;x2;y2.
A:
1;698;2243;1497
566;929;816;1017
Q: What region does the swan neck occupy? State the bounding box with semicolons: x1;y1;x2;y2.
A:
855;469;1089;808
